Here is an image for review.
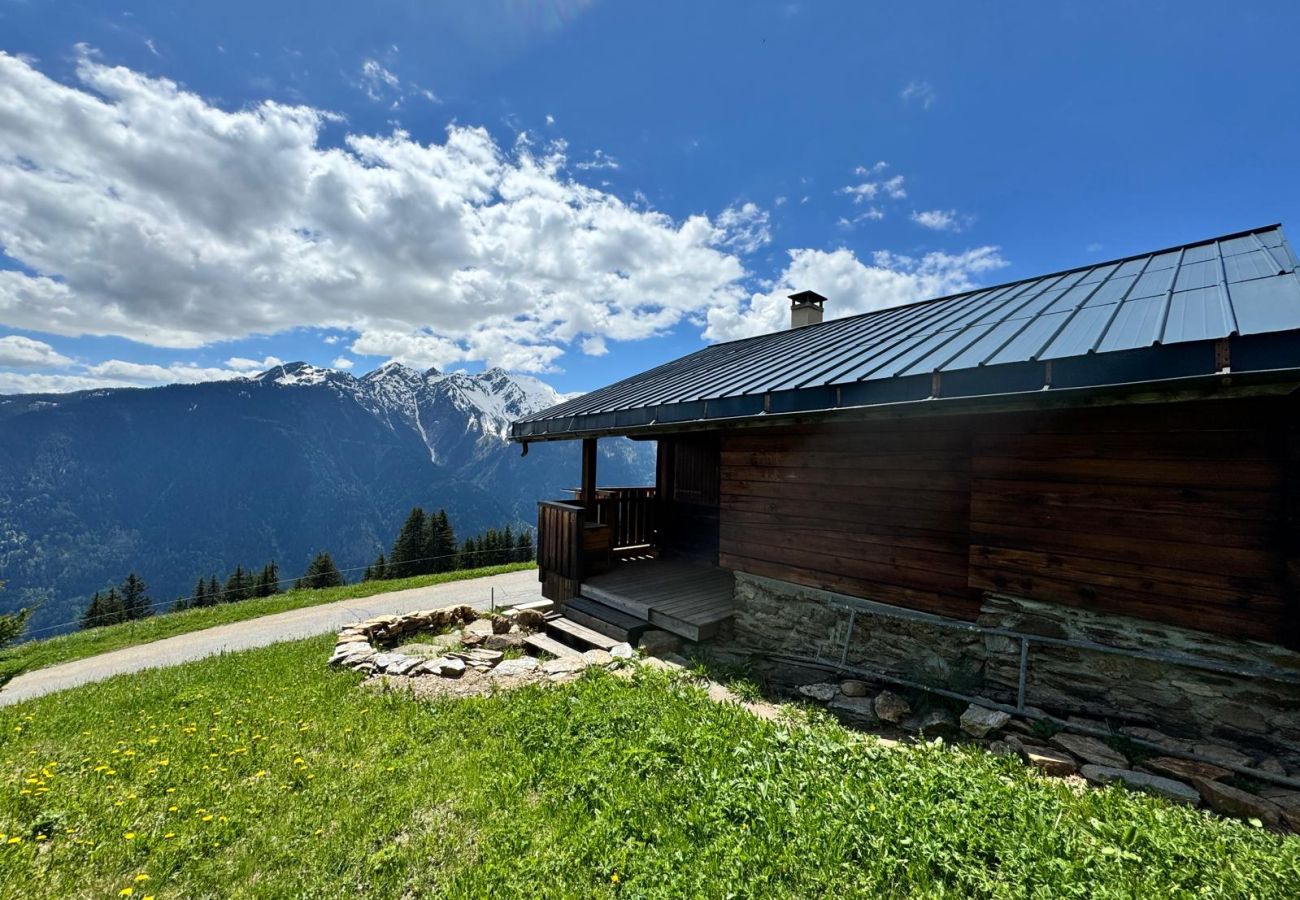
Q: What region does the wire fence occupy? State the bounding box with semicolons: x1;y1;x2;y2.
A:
15;534;540;639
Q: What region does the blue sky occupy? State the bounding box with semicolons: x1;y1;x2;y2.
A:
1;0;1298;394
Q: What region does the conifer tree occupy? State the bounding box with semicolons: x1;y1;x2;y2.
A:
119;573;153;620
0;582;32;647
254;561;281;597
427;509;457;573
80;591;106;630
389;507;427;578
224;566;251;603
192;577;208;608
208;575;221;603
363;551;388;582
301;552;344;589
515;529;534;562
501;525;515;565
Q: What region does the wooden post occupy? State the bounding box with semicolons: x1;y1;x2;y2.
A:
581;437;598;521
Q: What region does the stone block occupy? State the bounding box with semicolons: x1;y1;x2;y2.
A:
960;704;1011;739
1079;765;1200;805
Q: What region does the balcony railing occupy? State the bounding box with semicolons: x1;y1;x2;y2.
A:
539;487;657;603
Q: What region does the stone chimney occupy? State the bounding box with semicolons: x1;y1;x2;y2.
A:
788;290;827;329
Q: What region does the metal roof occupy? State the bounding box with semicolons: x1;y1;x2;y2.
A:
512;224;1300;441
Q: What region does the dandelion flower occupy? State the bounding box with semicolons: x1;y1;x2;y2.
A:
134;874;150;882
124;832;136;840
118;889;133;897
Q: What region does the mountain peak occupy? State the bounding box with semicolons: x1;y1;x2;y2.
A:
255;361;340;386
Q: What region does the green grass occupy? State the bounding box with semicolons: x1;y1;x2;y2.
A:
0;637;1295;898
0;563;536;685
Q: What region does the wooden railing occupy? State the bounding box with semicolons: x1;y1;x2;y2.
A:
567;487;658;551
538;500;584;581
538;488;657;602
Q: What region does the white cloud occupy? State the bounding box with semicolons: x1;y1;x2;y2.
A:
713;202;772;255
331;356;355;369
900;80;937;109
359;58;399;99
839;166;905;206
911;208;969;232
705;245;1007;341
574;148;619;170
580;335;607;356
881;175;906;200
545;114;555;126
0;335;73;368
0;51;749;373
225;355;284;371
85;359;251;384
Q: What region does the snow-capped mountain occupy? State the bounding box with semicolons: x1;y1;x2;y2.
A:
0;364;653;635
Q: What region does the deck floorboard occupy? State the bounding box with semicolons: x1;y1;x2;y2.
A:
581;559;735;639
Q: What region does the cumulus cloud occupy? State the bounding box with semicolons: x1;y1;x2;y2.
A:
225;355;285;371
0;335;73;368
705;245;1007;341
911;208;970;232
331;356;355;369
574;148;619;170
839;165;905;210
712;202;772;255
900;80;937;109
0;51;751;372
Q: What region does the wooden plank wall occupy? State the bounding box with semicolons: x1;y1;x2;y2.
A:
968;398;1287;644
715;396;1295;646
719;419;981;620
659;434;722;564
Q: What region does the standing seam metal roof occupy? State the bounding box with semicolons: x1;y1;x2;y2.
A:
512;224;1300;439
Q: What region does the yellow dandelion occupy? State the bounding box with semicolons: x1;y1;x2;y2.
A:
35;834;47;842
124;832;136;840
201;815;213;822
134;874;150;882
6;837;20;845
164;833;175;840
611;873;620;884
119;889;134;897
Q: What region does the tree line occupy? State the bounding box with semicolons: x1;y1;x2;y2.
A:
74;508;533;632
361;507;534;582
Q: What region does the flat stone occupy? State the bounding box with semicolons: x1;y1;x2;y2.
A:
387;656;421;676
490;616;512;635
1191;743;1252;769
829;694;879;725
464;619;495;638
873;690;911;724
484;633;527;651
798;683;838;703
960;704;1011;739
911;708;958;739
839;679;871;698
1080;764;1200;806
1193;779;1282;826
609;642;635;659
433;657;466;678
512;609;547;631
466;648;504;664
1266;792;1300;831
542;657;589;675
1120;726;1190;752
988;740;1016;757
638;629;683;657
1050;733;1129;769
1022;745;1078;777
1255;756;1287;776
582;649;614;666
1142;756;1233;783
396;642;456;659
335;634;370;645
491;657;540;677
371;653;401;672
459;631;485;647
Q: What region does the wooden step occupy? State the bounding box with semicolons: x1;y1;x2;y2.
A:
524;632;582;659
510;599;553;613
580;582;652;619
563;596;650;643
545;616;621;652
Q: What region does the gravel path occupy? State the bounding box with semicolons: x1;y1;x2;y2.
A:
0;568;543;707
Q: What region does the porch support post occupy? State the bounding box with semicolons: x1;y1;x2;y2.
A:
581;437;598;521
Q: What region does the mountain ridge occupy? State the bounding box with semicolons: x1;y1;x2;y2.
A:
0;364;653;635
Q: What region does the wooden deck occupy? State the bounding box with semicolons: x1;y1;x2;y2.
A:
580;559;735;642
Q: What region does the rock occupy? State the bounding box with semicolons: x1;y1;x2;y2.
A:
1142;756;1233;783
1079;765;1201;806
491;657;540;678
1005;718;1035;735
490;616;512;635
484;633;527;651
873;690;911;724
1267;792;1300;831
798;683;838;703
513;609;547;631
960;704;1011;738
582;649;614;666
1255;756;1287;776
988;740;1016;757
1191;743;1252;769
464;619;495;638
637;629;683;657
1022;745;1078;777
387;656;421;676
1050;733;1129;769
1119;726;1189;752
638;655;686;673
609;642;635;659
542;657;589;675
371;653;401;672
907;708;958;739
433;657;466;678
465;648;504;664
839;679;871;698
460;631;485;647
1193;779;1282;826
829;694;879;725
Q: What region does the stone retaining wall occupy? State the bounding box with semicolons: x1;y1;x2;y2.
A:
731;572;1300;770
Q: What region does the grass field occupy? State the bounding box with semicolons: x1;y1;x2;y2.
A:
0;563;536;685
0;636;1295;898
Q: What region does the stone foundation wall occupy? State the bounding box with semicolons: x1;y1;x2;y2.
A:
731;572;1300;766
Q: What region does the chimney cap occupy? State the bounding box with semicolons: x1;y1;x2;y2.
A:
788;290;827;309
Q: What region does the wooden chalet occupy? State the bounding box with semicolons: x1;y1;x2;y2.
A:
511;225;1300;656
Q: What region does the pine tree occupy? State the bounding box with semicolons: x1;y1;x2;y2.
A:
501;525;515;565
0;582;31;647
83;587;126;629
80;591;106;630
119;573;153;620
224;566;251;603
515;529;534;563
363;551;388;582
389;507;427;578
427;509;457;574
301;552;344;589
456;536;476;570
208;575;221;603
254;561;281;597
192;577;208;608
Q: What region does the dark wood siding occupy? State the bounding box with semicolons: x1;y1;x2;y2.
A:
719;419;979;620
657;434;721;564
715;396;1296;646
